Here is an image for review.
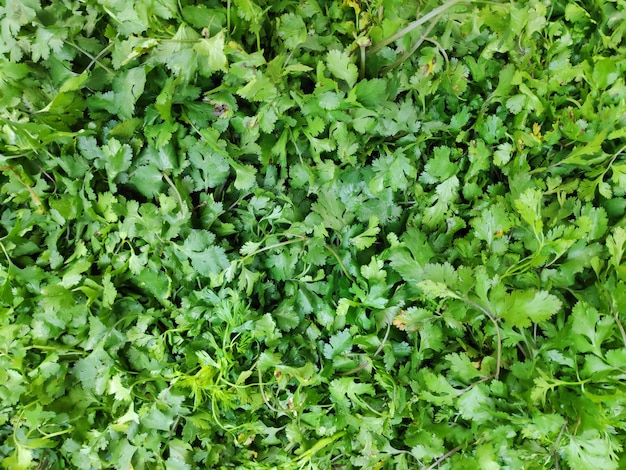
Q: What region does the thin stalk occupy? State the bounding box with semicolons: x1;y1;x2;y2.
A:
1;165;46;213
65;41;114;74
86;42;114;72
340;321;391;376
551;421;568;469
227;0;231;34
613;307;626;349
257;363;283;414
0;239;12;265
241;237;308;262
323;243;356;282
379;12;441;74
162;171;188;218
368;0;463;55
424;443;464;470
460;296;502;379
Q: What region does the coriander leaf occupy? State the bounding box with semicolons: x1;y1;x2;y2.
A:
326;49;358;88
457;384;494;423
499;290;562;328
514;188;544;236
350;216;380;250
277;13;307;49
471;201;514;250
563;430;620;470
194;32;228;77
323;329;353;359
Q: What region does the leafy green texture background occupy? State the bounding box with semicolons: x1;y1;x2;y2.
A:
1;0;626;468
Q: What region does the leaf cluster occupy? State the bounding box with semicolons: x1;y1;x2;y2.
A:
1;0;626;469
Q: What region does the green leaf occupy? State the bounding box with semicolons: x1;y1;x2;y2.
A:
102;272;117;308
514;188;544;236
237;72;277;102
323;329;353;359
73;348;113;395
499;290;562;328
563;430;620;470
354;79;388;108
88;66;146;119
471;201;514;250
59;71;90;93
187;141;230;190
233;163;257;191
458;384;494;423
137;266;172;303
180;229;230;276
568;301;614;356
606;227;626;270
392;307;434;332
194;31;228;77
493;142;513;167
350;216;380;250
445;352;485;382
420;146;457;183
480;115;506;144
591;57;620;90
129;165;165;198
1;445;33;470
103;138;133;180
418;280;460;300
277;13;307;49
326;49;358;88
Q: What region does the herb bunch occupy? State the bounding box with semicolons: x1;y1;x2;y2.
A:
1;0;626;468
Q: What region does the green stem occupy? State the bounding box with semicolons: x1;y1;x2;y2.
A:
323;243;356;282
241;236;308;261
425;444;464;470
379;12;441;74
227;0;231;34
368;0;463;55
459;295;501;379
162;171;188;218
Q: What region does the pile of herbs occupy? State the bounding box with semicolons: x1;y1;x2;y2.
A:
1;0;626;468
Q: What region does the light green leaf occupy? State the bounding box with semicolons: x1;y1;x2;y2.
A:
233;163;257;190
499;290;561;327
563;430;620;470
326;49;358;88
418;280;460;300
323;329;353;359
277;13;307;49
514;188;544;236
194;31;228;77
606;227;626;270
350;216;380;250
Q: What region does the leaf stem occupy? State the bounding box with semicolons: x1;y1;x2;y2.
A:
227;0;231;34
241;236;308;261
459;295;502;379
65;41;114;74
257;362;284;414
613;307;626;349
323;243;356;282
379;12;441;74
551;420;568;469
162;171;188;218
1;165;46;213
424;443;464;470
368;0;463;55
340;321;391;376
